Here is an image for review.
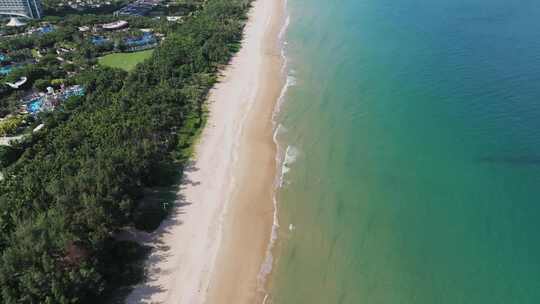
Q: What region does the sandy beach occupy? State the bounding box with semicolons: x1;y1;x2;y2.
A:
125;0;285;303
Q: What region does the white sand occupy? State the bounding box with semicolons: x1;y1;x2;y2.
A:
125;0;284;303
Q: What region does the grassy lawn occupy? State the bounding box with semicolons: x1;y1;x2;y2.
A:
98;50;154;72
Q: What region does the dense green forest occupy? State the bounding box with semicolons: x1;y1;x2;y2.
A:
0;0;252;302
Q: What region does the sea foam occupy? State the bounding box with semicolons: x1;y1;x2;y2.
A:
279;145;300;187
257;1;294;300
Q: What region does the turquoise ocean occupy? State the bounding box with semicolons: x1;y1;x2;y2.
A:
268;0;540;303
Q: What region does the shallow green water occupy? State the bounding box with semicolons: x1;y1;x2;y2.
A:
269;0;540;303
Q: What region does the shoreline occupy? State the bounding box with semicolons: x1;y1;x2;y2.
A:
205;0;287;302
125;0;286;303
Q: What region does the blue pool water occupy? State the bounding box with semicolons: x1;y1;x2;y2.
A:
27;97;44;114
38;25;54;34
91;36;110;46
61;86;85;99
0;66;13;75
125;33;156;47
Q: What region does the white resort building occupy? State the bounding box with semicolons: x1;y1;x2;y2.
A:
0;0;43;19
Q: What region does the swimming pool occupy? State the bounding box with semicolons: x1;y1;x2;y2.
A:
27;97;44;114
91;36;110;45
125;32;156;47
0;66;13;75
39;25;54;34
63;85;85;98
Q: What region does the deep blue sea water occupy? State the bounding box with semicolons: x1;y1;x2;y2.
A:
268;0;540;303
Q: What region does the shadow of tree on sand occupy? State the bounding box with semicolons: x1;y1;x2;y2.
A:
116;161;203;304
